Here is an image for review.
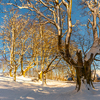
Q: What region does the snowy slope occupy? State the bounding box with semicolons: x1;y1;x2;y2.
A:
0;74;100;100
96;70;100;77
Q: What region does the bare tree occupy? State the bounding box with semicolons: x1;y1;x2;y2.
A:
1;10;32;81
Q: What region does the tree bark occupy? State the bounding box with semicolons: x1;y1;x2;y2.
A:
42;73;46;85
75;50;94;91
21;55;23;75
9;68;13;77
13;66;17;81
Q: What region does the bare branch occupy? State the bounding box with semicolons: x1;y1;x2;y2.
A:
94;58;100;61
27;1;57;27
48;8;56;23
88;18;93;26
43;55;58;73
39;0;53;8
62;0;68;9
46;58;61;72
2;1;57;27
86;1;94;12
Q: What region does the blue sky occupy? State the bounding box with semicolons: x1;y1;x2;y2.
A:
0;0;100;72
0;1;83;25
0;1;88;58
0;1;94;61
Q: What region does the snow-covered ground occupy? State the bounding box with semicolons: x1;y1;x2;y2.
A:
0;74;100;100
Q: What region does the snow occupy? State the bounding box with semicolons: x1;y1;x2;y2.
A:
85;38;100;61
92;70;100;79
95;70;100;77
0;74;100;100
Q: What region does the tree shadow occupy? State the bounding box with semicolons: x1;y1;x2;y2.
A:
0;80;75;100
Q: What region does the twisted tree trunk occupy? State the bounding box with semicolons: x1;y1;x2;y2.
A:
75;51;94;91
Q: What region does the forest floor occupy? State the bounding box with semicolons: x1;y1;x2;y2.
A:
0;74;100;100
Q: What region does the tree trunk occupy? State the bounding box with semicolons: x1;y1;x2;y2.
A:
21;55;23;75
75;67;81;91
75;65;94;92
9;68;13;77
38;71;46;85
42;73;46;85
13;67;17;81
75;51;94;91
